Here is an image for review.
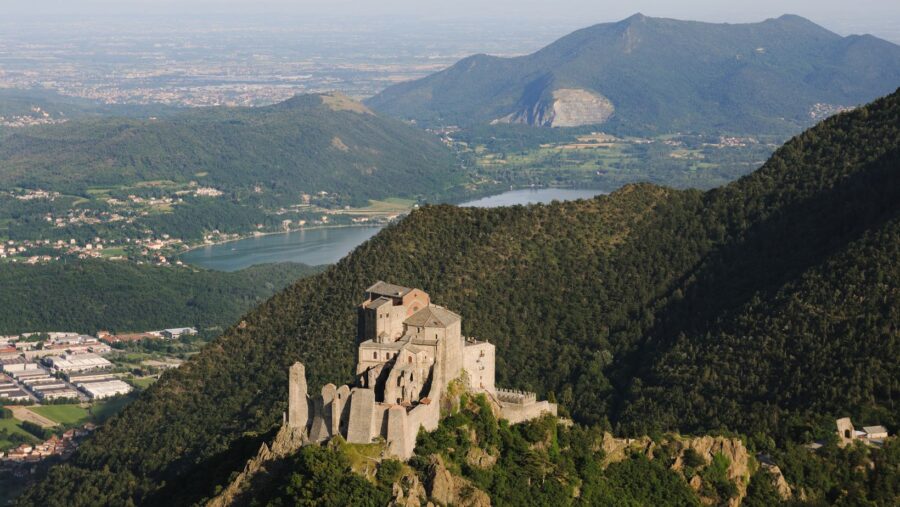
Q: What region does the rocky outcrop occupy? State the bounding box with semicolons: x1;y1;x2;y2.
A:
549;89;616;127
599;432;655;464
492;88;614;127
425;455;491;507
759;463;793;500
206;425;305;507
671;436;750;507
600;433;752;507
391;471;428;507
465;446;497;469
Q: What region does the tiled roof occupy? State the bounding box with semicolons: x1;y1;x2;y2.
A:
366;281;413;297
404;305;460;328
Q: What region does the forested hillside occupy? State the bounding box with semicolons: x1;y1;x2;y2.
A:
0;88;176;122
0;261;322;334
367;14;900;135
18;89;900;505
0;92;462;206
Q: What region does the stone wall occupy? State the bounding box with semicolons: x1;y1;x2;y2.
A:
500;399;557;425
463;341;495;394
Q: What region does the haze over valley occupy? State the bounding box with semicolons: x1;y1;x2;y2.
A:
1;2;899;506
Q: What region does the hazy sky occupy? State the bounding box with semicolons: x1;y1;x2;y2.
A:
5;0;900;41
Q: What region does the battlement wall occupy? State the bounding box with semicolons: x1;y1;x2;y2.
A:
496;388;537;405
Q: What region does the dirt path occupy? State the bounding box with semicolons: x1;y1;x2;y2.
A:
9;405;58;428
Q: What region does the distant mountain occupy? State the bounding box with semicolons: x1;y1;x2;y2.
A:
367;14;900;134
19;88;900;506
0;92;462;205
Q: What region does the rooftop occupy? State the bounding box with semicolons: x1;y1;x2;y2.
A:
367;281;413;298
404;305;460;328
368;296;393;309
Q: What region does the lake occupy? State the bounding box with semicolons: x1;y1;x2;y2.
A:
181;188;605;271
458;187;606;208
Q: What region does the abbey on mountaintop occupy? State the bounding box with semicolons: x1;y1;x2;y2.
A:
286;281;557;458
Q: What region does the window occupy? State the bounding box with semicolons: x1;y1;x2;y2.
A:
408;356;413;364
373;351;378;360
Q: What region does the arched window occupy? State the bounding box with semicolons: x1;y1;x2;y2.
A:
373;351;378;360
408;356;413;364
845;429;852;439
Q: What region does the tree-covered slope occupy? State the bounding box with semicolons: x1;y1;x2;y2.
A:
0;92;463;205
0;260;322;334
0;88;177;122
18;89;900;506
366;14;900;135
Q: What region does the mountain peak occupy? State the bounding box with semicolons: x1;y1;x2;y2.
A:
777;13;811;22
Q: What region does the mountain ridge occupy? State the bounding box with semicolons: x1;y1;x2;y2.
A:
366;15;900;135
0;92;462;206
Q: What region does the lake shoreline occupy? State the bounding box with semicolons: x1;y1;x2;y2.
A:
178;223;382;256
179;188;609;271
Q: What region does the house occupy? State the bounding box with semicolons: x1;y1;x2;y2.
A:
863;426;889;441
836;417;890;446
162;327;197;339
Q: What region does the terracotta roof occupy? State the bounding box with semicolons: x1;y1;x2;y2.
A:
366;281;412;298
404;305;460;328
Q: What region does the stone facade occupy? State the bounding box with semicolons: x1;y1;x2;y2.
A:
286;281;557;458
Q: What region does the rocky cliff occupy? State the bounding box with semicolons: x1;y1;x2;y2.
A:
492;88;615;127
600;433;761;507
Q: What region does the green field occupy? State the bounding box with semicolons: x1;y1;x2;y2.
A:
0;417;38;450
468;133;779;191
29;404;91;426
343;197;416;215
100;246;127;258
130;376;158;389
29;397;134;427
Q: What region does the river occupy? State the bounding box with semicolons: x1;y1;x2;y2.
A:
180;188;605;271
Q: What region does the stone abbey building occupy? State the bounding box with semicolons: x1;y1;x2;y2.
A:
287;281;556;458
